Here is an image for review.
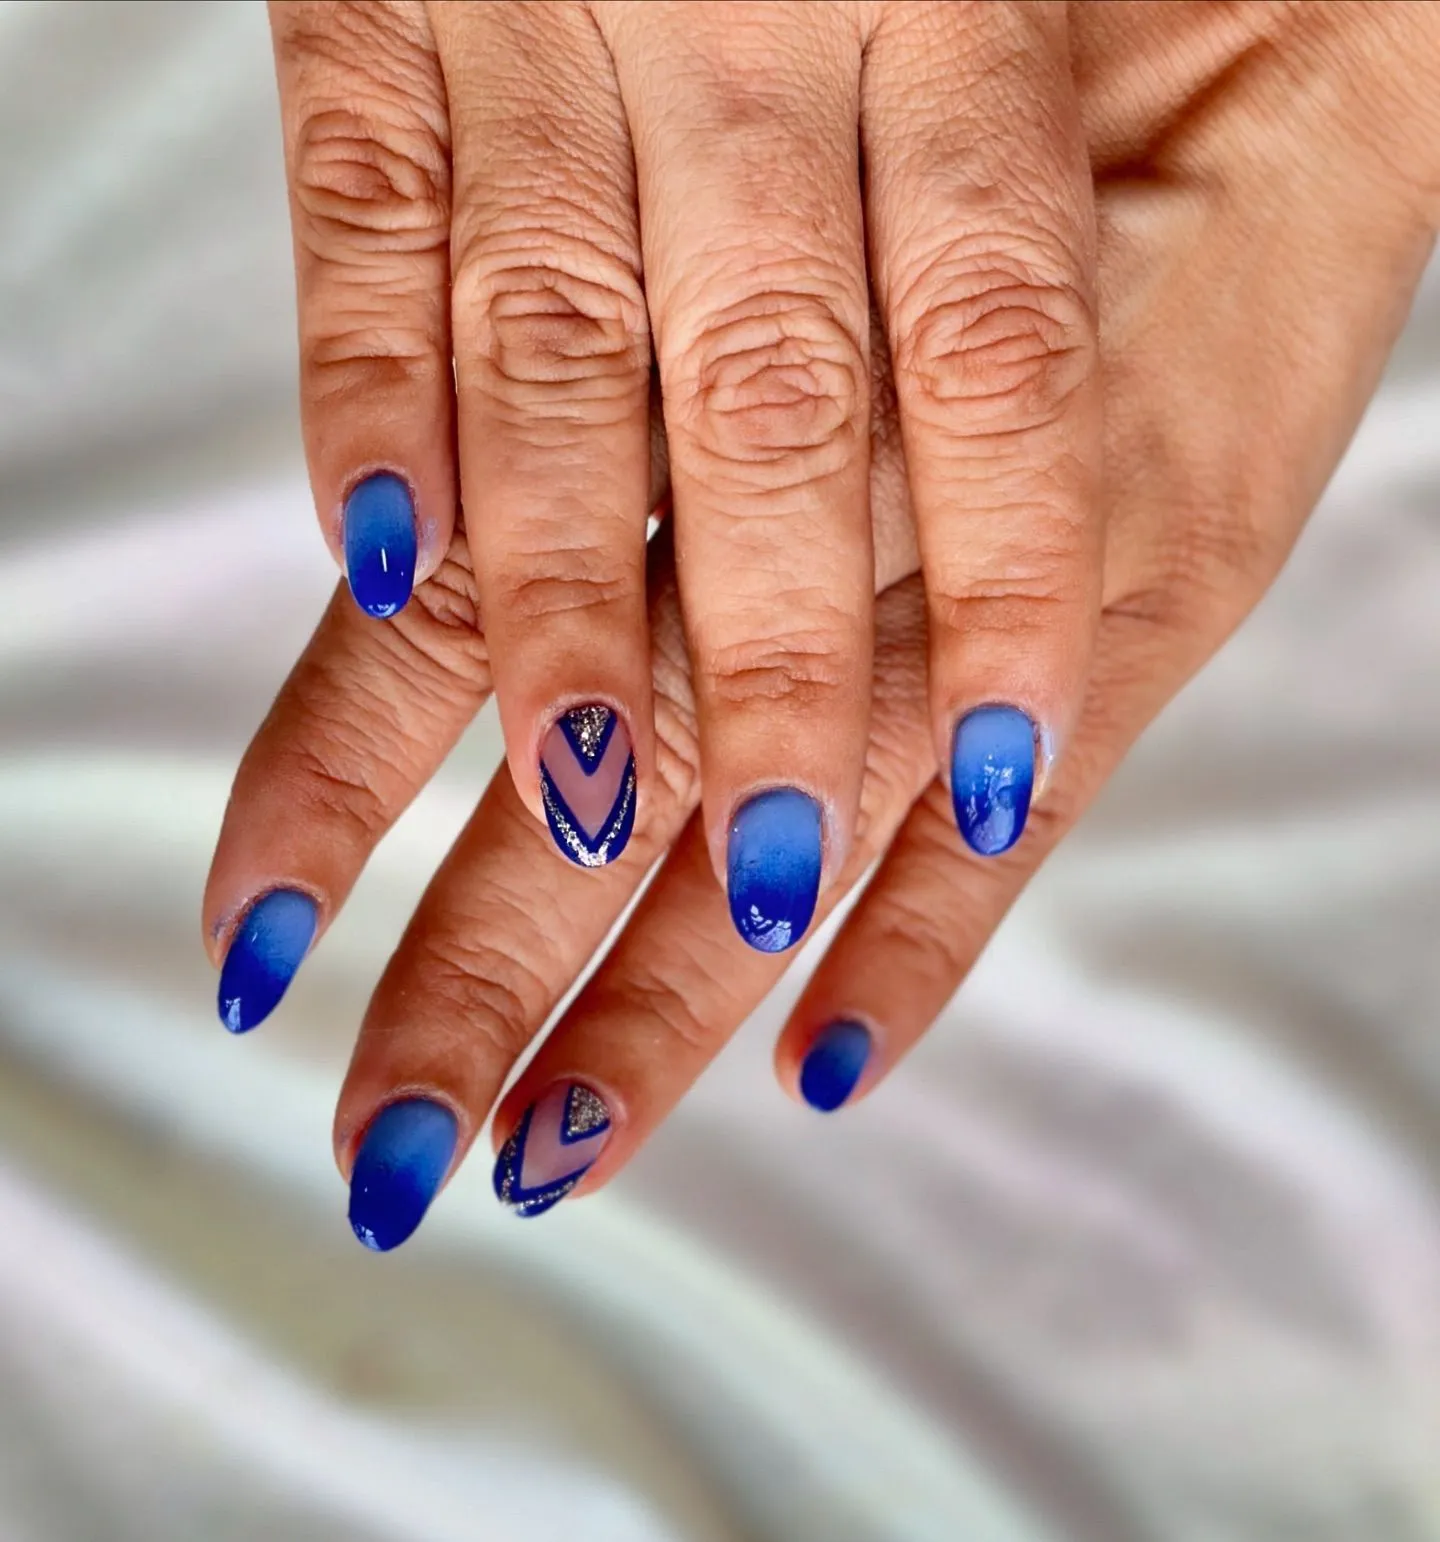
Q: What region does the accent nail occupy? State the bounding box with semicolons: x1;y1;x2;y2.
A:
539;705;636;868
727;787;822;953
217;889;317;1035
348;1098;458;1252
799;1020;872;1112
950;705;1036;857
493;1083;612;1219
343;472;416;618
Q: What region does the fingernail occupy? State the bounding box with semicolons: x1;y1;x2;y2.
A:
727;788;823;953
343;472;416;619
799;1020;872;1112
494;1083;612;1219
348;1098;458;1252
539;705;636;868
950;705;1036;857
217;889;317;1034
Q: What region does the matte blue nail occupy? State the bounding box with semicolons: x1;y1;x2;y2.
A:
343;472;416;618
727;788;823;953
799;1020;872;1112
217;889;317;1034
950;705;1036;856
349;1099;458;1252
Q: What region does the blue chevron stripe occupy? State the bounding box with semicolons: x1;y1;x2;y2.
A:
540;751;636;867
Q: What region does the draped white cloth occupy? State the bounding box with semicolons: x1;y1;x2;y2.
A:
0;4;1437;1538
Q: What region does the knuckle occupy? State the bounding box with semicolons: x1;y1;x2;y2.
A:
703;621;858;714
271;728;391;847
618;965;719;1057
672;293;865;486
492;548;634;629
404;927;544;1060
293;105;449;251
896;249;1095;435
452;253;649;403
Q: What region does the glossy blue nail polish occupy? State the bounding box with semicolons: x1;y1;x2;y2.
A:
950;705;1036;856
727;788;823;953
217;889;317;1035
799;1020;871;1112
349;1099;458;1252
343;472;416;618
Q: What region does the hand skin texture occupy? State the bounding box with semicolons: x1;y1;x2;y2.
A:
268;0;1103;921
206;1;1440;1244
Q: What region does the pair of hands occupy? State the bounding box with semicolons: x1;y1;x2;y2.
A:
205;1;1439;1246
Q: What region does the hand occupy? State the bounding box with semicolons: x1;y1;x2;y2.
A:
207;0;1440;1244
267;0;1103;953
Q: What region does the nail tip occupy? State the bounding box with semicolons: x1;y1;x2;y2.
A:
343;473;417;622
216;889;318;1035
539;708;636;869
492;1084;611;1218
347;1098;457;1254
799;1021;871;1112
951;706;1037;859
726;788;823;953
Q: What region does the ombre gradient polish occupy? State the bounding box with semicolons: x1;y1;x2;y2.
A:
539;705;636;868
343;472;416;619
493;1083;612;1218
950;705;1036;856
726;788;823;953
217;889;317;1034
799;1020;871;1112
348;1098;458;1252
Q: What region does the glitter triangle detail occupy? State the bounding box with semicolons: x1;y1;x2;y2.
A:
562;1085;611;1143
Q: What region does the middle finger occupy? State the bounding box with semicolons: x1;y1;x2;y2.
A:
599;0;876;956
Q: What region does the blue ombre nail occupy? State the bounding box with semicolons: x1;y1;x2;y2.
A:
348;1099;458;1252
799;1020;872;1112
951;705;1036;856
217;889;317;1034
343;472;416;618
727;788;823;953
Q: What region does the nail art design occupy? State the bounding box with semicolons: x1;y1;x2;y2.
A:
799;1020;872;1112
217;889;317;1035
727;787;823;953
539;705;636;868
343;472;416;619
950;705;1036;857
493;1083;612;1218
349;1098;458;1253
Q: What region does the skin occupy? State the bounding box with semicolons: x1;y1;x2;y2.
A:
269;0;1102;897
211;1;1440;1213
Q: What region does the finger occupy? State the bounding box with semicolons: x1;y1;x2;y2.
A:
487;579;935;1215
775;598;1208;1112
202;540;488;1033
332;561;704;1250
863;0;1102;855
430;2;652;869
598;2;875;949
269;0;453;619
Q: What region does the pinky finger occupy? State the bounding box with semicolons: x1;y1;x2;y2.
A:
775;785;1037;1112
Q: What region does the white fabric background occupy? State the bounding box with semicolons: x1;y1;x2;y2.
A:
0;3;1437;1539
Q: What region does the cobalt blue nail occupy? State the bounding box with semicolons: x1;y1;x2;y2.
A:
217;889;317;1035
343;472;416;618
727;788;823;954
349;1099;458;1252
950;705;1036;856
799;1020;872;1112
